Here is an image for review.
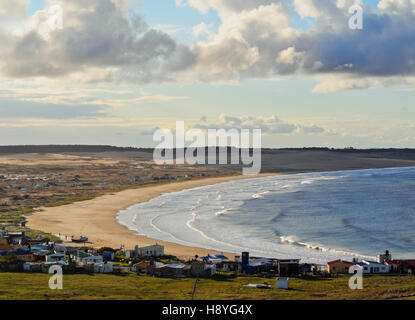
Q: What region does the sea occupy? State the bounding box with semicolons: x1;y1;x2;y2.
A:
117;167;415;264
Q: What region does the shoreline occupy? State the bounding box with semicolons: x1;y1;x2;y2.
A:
27;174;275;260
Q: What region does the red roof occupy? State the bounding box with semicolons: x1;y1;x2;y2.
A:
327;259;354;266
386;260;415;267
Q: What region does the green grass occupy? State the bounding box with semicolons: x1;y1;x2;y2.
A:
1;273;415;300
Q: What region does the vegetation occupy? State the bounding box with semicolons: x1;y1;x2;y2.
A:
0;273;415;300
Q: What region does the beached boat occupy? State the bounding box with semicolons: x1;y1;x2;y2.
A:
27;237;50;243
71;236;88;243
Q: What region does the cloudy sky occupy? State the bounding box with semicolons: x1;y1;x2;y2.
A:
0;0;415;148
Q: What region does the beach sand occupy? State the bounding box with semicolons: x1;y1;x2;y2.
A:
27;174;273;260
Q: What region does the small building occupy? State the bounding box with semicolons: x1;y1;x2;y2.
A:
277;277;289;289
327;260;354;274
159;264;187;277
249;258;275;273
46;253;66;263
94;262;114;273
5;232;26;245
241;252;276;274
0;239;12;251
0;250;35;262
82;255;103;265
134;244;164;258
71;250;103;265
221;261;242;272
191;262;217;277
53;244;67;254
133;261;150;273
201;254;230;264
278;259;300;276
386;260;415;274
148;262;187;277
102;251;115;261
23;262;42;273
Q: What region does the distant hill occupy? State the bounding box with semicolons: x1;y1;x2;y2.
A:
1;145;415;156
0;145;153;154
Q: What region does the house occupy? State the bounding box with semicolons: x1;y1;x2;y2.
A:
159;264;187;277
23;262;42;273
351;260;390;274
81;255;103;264
0;250;35;262
191;262;217;277
53;244;67;254
201;254;229;264
94;262;114;273
249;258;275;273
386;260;415;274
132;261;150;273
0;239;12;251
148;262;188;277
327;260;354;274
4;232;26;245
71;250;103;265
102;251;115;261
278;259;300;276
221;261;242;272
33;250;50;261
46;253;66;263
241;252;276;273
134;244;164;258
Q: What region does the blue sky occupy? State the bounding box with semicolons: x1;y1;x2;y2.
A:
1;0;414;148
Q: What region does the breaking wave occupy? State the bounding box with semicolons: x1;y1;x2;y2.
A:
118;167;415;264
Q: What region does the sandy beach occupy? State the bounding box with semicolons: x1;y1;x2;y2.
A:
27;174;274;260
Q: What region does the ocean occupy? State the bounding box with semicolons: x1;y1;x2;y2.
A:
117;167;415;264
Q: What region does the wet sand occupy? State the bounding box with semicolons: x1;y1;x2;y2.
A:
27;174;274;260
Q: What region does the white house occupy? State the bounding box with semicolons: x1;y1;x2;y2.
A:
350;260;390;274
135;244;164;257
82;255;103;264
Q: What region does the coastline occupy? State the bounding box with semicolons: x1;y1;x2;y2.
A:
27;174;275;260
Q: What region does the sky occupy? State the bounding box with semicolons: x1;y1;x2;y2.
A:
0;0;415;148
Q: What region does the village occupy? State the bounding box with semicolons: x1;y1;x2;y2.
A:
1;152;415;299
1;229;415;291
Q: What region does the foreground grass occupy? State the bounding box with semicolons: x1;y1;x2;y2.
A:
1;273;415;300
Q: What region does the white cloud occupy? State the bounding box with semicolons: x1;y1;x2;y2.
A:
0;0;415;93
192;114;326;135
